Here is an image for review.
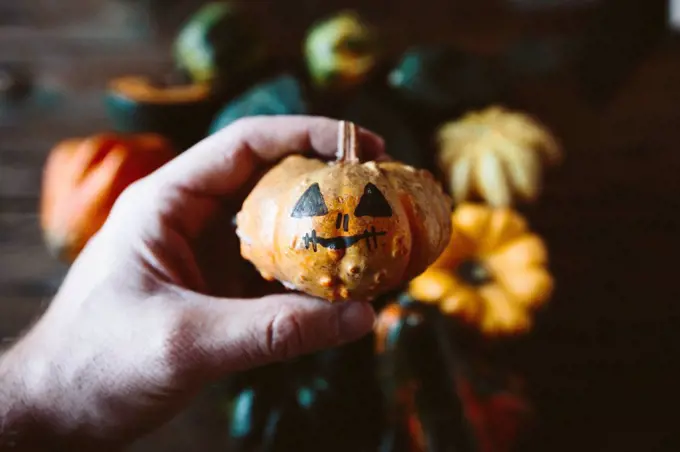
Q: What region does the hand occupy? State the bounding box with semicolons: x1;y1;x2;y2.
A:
0;116;385;451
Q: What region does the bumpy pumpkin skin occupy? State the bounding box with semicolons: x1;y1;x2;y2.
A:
40;134;176;263
236;124;452;302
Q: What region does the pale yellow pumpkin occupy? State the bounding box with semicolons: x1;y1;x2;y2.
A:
436;106;562;207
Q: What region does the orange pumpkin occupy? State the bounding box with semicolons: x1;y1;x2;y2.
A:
408;203;553;336
40;133;176;262
236;121;453;302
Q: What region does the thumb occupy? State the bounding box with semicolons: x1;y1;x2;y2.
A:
170;291;376;381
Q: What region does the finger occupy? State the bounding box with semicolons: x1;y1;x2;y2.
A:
170;291;376;381
149;115;386;198
103;116;387;248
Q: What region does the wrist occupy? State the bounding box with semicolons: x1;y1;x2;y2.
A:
0;324;121;452
0;341;51;451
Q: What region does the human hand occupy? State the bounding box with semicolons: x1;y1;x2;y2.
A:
0;116;385;451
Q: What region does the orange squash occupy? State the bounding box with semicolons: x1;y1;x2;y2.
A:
408;203;554;336
40;133;176;262
236;121;452;302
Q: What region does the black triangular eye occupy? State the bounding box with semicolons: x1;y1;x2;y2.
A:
354;183;392;217
291;183;328;218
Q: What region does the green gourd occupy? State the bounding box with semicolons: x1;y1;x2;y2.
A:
174;2;269;91
388;46;507;115
222;336;384;452
375;296;479;452
304;10;380;92
209;74;309;135
219;287;530;452
208;73;428;171
104;74;220;152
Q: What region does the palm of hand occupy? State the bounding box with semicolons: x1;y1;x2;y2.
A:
16;117;382;449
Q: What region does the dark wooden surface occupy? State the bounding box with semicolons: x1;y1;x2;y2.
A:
1;1;679;451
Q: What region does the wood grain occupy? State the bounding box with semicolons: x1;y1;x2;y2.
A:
0;296;48;341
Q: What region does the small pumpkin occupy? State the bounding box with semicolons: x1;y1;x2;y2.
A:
174;1;268;89
235;121;452;302
304;10;379;91
221;335;383;452
436;106;562;207
374;296;531;452
208;74;428;171
408;203;554;336
388;46;507;114
105;75;219;151
209;74;309;135
40;133;176;262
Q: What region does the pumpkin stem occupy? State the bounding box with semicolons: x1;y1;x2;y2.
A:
337;120;359;163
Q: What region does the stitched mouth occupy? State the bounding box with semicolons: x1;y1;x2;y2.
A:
302;227;386;252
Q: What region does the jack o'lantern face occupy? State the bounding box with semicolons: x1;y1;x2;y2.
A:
267;162;413;301
234;127;453;303
291;181;394;253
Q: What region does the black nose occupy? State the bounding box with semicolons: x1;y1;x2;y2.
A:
335;213;350;231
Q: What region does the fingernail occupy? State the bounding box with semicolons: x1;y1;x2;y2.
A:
338;302;376;341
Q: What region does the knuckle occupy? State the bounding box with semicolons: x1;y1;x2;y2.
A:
164;306;211;386
121;176;148;202
226;115;286;142
224;116;259;138
231;115;267;129
108;178;149;219
265;306;305;362
328;309;343;345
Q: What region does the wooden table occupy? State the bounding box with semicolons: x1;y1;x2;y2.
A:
1;1;679;450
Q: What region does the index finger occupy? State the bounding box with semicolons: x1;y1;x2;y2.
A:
149;115;387;197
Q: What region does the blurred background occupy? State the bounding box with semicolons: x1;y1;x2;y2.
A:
1;0;679;451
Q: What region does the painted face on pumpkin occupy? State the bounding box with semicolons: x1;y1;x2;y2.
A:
234;121;453;303
291;181;393;252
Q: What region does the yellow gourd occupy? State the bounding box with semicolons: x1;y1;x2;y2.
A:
409;203;554;336
437;106;562;207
